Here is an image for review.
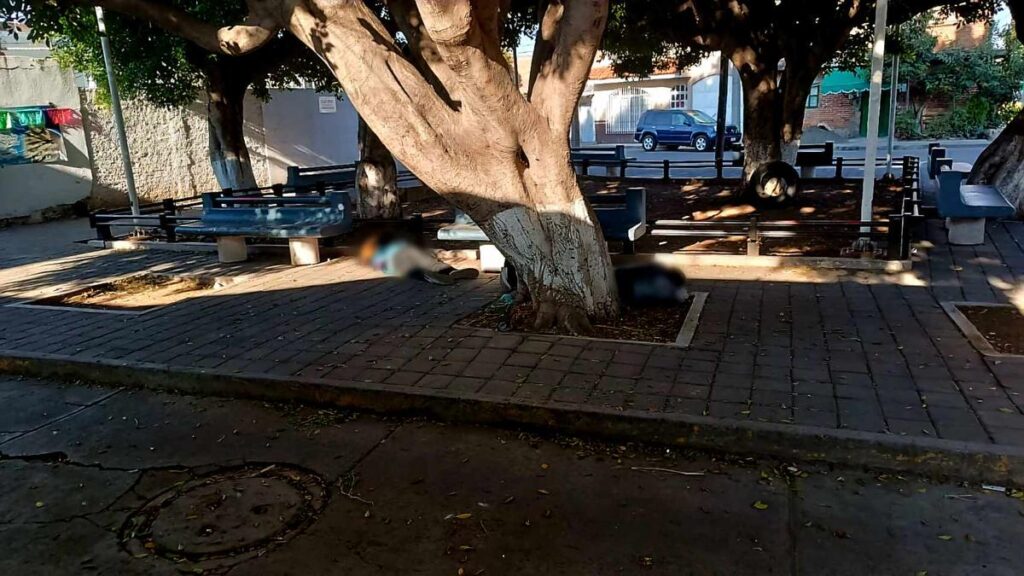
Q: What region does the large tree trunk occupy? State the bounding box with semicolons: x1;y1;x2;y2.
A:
736;64;782;182
105;0;619;327
969;110;1024;215
778;66;818;166
205;62;257;190
356;116;401;219
283;0;619;327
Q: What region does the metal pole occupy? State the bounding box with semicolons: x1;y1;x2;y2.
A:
885;53;900;176
859;0;888;240
95;7;140;216
714;52;729;180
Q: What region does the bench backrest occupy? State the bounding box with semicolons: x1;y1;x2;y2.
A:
795;141;834;166
571;145;627;162
200;191;353;228
929;147;947;179
936;171;967;215
286;164;357;188
589;187;646;238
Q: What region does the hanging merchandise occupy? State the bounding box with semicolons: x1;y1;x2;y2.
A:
44;107;76;127
0;110;8;131
12;108;45;129
0;131;26;166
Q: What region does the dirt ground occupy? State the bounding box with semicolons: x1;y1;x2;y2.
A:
460;299;693;344
35;274;214;311
960;305;1024;355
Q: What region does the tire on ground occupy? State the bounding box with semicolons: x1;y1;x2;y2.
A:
747;161;800;207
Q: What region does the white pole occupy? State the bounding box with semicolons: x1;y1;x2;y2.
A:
95;7;140;216
860;0;889;239
885;53;900;176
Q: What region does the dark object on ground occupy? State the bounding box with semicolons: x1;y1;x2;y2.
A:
959;305;1024;355
615;264;689;306
747;161;801;207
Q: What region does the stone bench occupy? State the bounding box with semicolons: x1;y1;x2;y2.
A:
437;188;647;271
936;169;1014;245
175;191;354;265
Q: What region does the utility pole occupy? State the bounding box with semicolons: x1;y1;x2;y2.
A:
714;52;729;180
95;7;140;216
858;0;888;244
885;53;901;177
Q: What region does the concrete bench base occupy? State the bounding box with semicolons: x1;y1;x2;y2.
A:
946;217;986;246
216;236;248;263
479;244;506;272
289;237;321;266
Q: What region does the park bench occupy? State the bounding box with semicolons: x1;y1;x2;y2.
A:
286;164;357;189
936;168;1014;245
175;190;354;265
438;187;647;271
571;145;637;177
794;141;834;178
928;144;952;180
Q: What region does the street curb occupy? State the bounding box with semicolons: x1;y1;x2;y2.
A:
3;350;1024;484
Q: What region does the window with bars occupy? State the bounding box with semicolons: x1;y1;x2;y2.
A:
671;84;689;108
607;86;650;133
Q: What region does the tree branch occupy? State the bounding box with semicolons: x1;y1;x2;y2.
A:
528;0;609;135
285;0;470;191
89;0;280;55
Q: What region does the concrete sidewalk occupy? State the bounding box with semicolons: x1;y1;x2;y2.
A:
0;218;1023;480
1;375;1022;575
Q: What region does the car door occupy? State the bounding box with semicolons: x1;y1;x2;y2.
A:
671;111;693;146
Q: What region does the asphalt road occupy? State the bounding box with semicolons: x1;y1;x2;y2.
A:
1;375;1022;575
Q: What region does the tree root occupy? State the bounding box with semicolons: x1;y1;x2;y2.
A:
532;301;595;336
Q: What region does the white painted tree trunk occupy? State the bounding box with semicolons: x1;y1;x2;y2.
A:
356;117;400;219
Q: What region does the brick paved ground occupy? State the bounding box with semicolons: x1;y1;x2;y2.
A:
0;218;1022;448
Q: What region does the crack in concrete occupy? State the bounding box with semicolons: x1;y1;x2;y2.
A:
0;387;123;447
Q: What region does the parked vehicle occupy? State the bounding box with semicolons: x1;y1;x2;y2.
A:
633;109;741;152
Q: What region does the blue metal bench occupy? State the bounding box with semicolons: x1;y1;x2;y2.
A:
936;169;1013;245
571;145;636;177
437;188;647;271
175;191;354;265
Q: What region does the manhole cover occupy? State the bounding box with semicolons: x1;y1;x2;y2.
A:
121;464;327;571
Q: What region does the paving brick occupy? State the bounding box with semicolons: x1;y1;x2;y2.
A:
417;374;453;390
479;379;519;397
711;386;750;403
448;377;486;393
550;387;590;404
664;397;706;415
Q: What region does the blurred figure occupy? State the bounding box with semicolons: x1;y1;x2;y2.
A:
359;231;478;285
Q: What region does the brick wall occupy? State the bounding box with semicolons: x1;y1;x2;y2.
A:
803;93;861;138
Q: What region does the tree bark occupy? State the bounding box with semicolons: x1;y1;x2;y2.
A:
97;0;620;328
282;0;619;327
356;116;400;219
969;110;1024;215
205;59;257;190
735;64;782;181
778;66;818;166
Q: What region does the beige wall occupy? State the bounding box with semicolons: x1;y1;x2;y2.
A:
84;91;269;209
0;55;92;221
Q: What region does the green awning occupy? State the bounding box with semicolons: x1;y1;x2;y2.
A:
820;70;869;95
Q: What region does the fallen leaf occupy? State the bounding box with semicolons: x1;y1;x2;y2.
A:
937;535;953;541
34;501;44;508
537;489;550;495
752;501;769;510
455;513;473;520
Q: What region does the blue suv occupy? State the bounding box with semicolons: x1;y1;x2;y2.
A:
633;109;741;152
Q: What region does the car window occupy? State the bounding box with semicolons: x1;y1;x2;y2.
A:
671;112;689;126
688;110;717;124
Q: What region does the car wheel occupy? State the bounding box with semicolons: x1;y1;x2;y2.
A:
693;134;709;152
641;134;658;152
747;161;800;207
